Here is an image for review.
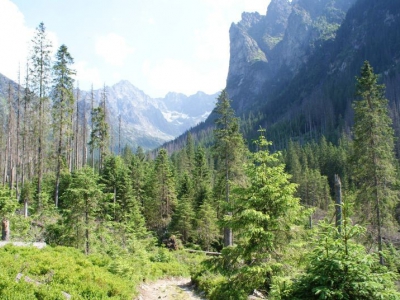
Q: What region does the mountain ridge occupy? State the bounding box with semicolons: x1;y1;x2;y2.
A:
160;0;400;153
0;73;218;150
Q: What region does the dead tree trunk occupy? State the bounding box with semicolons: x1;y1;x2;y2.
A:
334;174;342;234
1;218;10;241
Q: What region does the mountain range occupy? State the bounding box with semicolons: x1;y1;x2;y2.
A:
162;0;400;152
78;81;217;150
0;74;217;150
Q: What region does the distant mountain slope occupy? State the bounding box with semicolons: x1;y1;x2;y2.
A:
79;81;217;150
0;73;217;150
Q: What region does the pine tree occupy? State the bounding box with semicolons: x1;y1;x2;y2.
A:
186;132;195;173
215;130;302;297
196;199;219;251
51;44;76;208
193;146;211;208
144;149;176;236
213;89;246;247
352;61;398;265
170;172;195;243
89;86;109;172
61;167;102;255
29;22;52;209
101;155;146;245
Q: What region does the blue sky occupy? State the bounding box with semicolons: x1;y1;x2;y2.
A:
0;0;270;97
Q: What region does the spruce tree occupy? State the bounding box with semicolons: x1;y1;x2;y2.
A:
213;130;302;297
196;199;219;251
129;147;148;208
51;44;76;208
193;146;211;208
186;132;195;173
61;167;102;255
144;149;176;236
29;22;52;209
352;61;398;265
101;155;146;244
89;86;109;172
213;89;246;247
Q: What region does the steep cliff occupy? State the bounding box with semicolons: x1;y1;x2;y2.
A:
166;0;400;153
226;0;356;113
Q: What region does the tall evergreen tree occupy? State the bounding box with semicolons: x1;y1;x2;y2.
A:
101;155;146;245
196;199;219;251
213;130;302;297
352;61;398;265
186;132;195;173
61;167;102;255
51;44;76;208
213;89;246;247
193;146;211;208
30;22;52;208
129;146;148;208
89;86;109;172
144;149;177;236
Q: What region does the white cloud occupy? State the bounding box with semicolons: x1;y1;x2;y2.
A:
74;61;102;89
95;33;134;66
0;0;60;83
142;58;224;97
0;0;31;81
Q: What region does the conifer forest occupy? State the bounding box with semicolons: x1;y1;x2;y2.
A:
1;7;400;300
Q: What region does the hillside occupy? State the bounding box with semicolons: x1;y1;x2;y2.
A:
162;0;400;152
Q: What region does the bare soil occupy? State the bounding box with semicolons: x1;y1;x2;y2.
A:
135;277;205;300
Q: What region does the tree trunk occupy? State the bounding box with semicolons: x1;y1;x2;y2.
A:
85;198;89;255
224;158;233;247
1;218;10;241
335;174;342;234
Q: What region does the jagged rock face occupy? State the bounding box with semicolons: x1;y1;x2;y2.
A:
228;12;267;90
277;0;355;72
226;0;356;112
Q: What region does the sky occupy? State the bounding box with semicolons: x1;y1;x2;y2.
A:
0;0;270;98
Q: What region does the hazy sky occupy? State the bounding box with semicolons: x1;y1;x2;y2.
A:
0;0;270;97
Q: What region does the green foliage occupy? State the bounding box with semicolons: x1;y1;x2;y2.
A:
195;200;219;251
213;89;247;247
144;148;177;236
352;61;398;264
196;130;305;299
58;167;103;254
0;245;136;299
0;186;17;218
283;219;400;299
352;61;398;226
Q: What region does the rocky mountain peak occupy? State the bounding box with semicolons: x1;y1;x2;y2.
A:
226;0;356;111
74;80;217;150
237;12;263;29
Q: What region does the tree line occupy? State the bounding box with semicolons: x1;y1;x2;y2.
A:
0;22;399;299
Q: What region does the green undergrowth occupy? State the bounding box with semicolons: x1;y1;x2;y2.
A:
0;244;205;299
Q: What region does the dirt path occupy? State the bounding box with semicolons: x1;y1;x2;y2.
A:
136;277;205;300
